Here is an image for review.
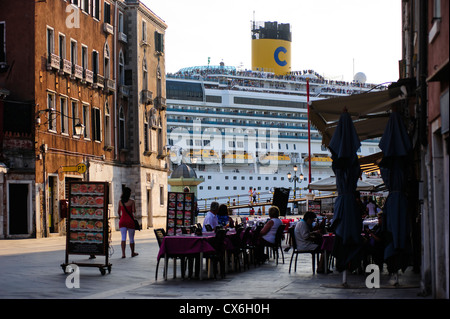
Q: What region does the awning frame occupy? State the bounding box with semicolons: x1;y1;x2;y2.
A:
310;85;408;146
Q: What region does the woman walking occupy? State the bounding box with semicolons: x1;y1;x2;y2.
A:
118;187;139;258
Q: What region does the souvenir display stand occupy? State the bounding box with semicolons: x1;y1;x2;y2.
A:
166;192;195;235
61;182;111;275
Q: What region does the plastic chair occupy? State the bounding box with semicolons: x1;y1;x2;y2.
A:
239;227;252;270
154;228;186;280
204;229;227;279
288;226;319;274
265;224;286;264
250;224;264;266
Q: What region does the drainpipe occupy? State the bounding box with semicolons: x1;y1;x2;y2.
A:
114;1;118;160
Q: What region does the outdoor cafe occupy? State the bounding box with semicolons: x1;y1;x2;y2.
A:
154;187;387;281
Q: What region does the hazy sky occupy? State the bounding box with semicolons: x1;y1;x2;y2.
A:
143;0;402;85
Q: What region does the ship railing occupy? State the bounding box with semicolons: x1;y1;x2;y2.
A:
197;191;337;216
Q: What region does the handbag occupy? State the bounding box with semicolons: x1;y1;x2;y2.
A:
122;200;141;231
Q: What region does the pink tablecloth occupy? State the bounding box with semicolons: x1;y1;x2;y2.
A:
321;234;335;252
157;235;216;260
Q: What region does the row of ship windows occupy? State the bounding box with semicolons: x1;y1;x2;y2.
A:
167;105;308;119
168;138;327;151
180;136;323;147
200;175;293;181
168;116;312;130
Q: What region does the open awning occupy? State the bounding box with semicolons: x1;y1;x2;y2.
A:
358;151;383;173
310;85;408;146
308;176;377;191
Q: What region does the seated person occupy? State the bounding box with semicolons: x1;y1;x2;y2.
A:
294;211;329;273
256;206;282;262
202;201;219;232
217;204;234;228
294;211;322;251
363;211;385;270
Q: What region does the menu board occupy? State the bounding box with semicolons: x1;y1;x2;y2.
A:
166;192;195;236
67;182;109;255
308;199;321;215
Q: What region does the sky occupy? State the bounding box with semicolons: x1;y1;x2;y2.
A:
143;0;402;85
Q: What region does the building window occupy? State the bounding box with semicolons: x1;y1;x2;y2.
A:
93;0;100;20
119;107;125;149
104;101;111;146
71;100;78;136
103;1;111;24
81;45;88;70
70;39;77;65
60;97;68;134
82;103;90;139
118;11;124;33
119;50;124;85
142;20;147;43
158;127;164;156
47;93;56;132
433;0;441;18
81;0;90;14
143;58;148;90
159;186;164;206
92;50;99;74
104;42;110;79
92;107;101;142
58;33;66;60
0;22;5;63
155;31;164;53
46;26;54;57
144;111;149;152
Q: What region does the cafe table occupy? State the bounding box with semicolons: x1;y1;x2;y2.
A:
321;233;335;272
157;230;238;280
157;234;216;280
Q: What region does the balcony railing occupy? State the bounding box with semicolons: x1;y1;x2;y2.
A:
142;90;153;105
84;69;94;84
73;64;83;80
119;32;128;43
94;74;104;88
104;78;115;93
155;96;166;110
47;53;60;71
103;23;114;35
119;85;130;98
61;59;72;75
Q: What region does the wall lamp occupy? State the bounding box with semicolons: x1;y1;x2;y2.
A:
36;107;85;136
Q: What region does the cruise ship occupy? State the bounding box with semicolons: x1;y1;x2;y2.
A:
165;21;384;204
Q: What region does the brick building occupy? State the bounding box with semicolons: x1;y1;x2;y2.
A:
0;0;168;238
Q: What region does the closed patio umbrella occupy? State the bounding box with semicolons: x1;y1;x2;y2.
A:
328;111;364;280
378;111;412;280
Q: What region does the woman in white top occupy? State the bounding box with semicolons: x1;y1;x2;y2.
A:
255;206;282;263
260;206;283;244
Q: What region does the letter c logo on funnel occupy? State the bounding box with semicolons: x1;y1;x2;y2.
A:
274;46;287;66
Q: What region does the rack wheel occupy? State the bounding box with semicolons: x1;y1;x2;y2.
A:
61;265;67;274
100;268;106;275
108;265;112;274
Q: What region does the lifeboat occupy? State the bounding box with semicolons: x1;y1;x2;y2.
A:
259;153;291;165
